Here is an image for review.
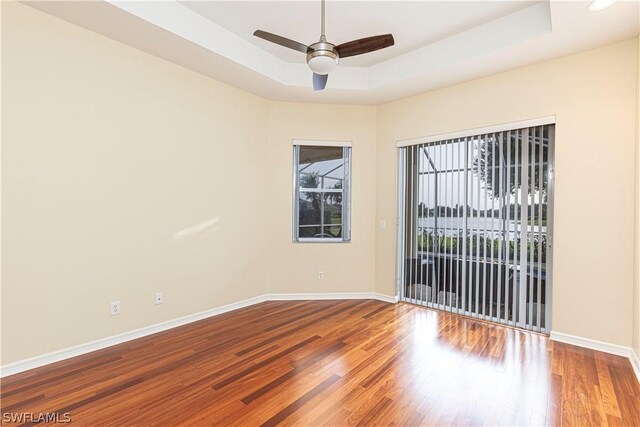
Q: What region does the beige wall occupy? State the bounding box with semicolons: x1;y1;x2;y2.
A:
1;3;269;363
1;3;380;365
265;102;378;295
3;1;639;365
377;38;639;347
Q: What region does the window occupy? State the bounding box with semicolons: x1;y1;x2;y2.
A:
293;143;351;242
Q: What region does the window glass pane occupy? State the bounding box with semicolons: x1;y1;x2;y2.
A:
323;195;342;238
299;226;322;238
298;193;342;238
299;199;342;239
299;194;321;226
321;175;343;190
299;146;344;189
294;144;349;242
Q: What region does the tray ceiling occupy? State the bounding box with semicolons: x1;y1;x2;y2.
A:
23;0;640;105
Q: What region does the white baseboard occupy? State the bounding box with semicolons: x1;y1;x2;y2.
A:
265;292;399;304
0;292;397;378
372;293;400;303
0;294;269;378
631;349;640;383
550;331;633;357
550;331;640;385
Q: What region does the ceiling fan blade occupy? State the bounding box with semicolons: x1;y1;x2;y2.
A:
335;34;394;58
253;30;309;53
313;73;328;91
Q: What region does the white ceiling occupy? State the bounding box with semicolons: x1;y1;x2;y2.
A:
24;0;640;105
180;1;538;67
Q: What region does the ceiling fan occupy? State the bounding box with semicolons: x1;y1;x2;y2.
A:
253;0;394;91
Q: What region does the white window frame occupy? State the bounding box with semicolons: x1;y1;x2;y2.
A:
293;140;352;243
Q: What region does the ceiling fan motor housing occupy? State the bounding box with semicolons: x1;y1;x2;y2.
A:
306;41;339;75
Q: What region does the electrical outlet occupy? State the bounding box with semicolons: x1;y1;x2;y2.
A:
155;292;163;305
318;271;324;280
110;301;121;316
380;220;387;230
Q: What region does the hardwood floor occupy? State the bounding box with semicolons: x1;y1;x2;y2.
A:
1;300;639;426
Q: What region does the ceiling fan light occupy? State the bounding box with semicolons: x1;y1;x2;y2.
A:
306;43;339;75
308;55;338;74
588;0;617;11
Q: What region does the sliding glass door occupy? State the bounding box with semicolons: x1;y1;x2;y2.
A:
396;124;554;333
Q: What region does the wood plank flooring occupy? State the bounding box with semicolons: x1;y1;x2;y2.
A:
1;300;639;426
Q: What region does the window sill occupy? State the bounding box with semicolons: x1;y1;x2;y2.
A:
295;238;351;243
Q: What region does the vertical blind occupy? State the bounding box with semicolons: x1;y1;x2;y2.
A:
396;124;555;333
